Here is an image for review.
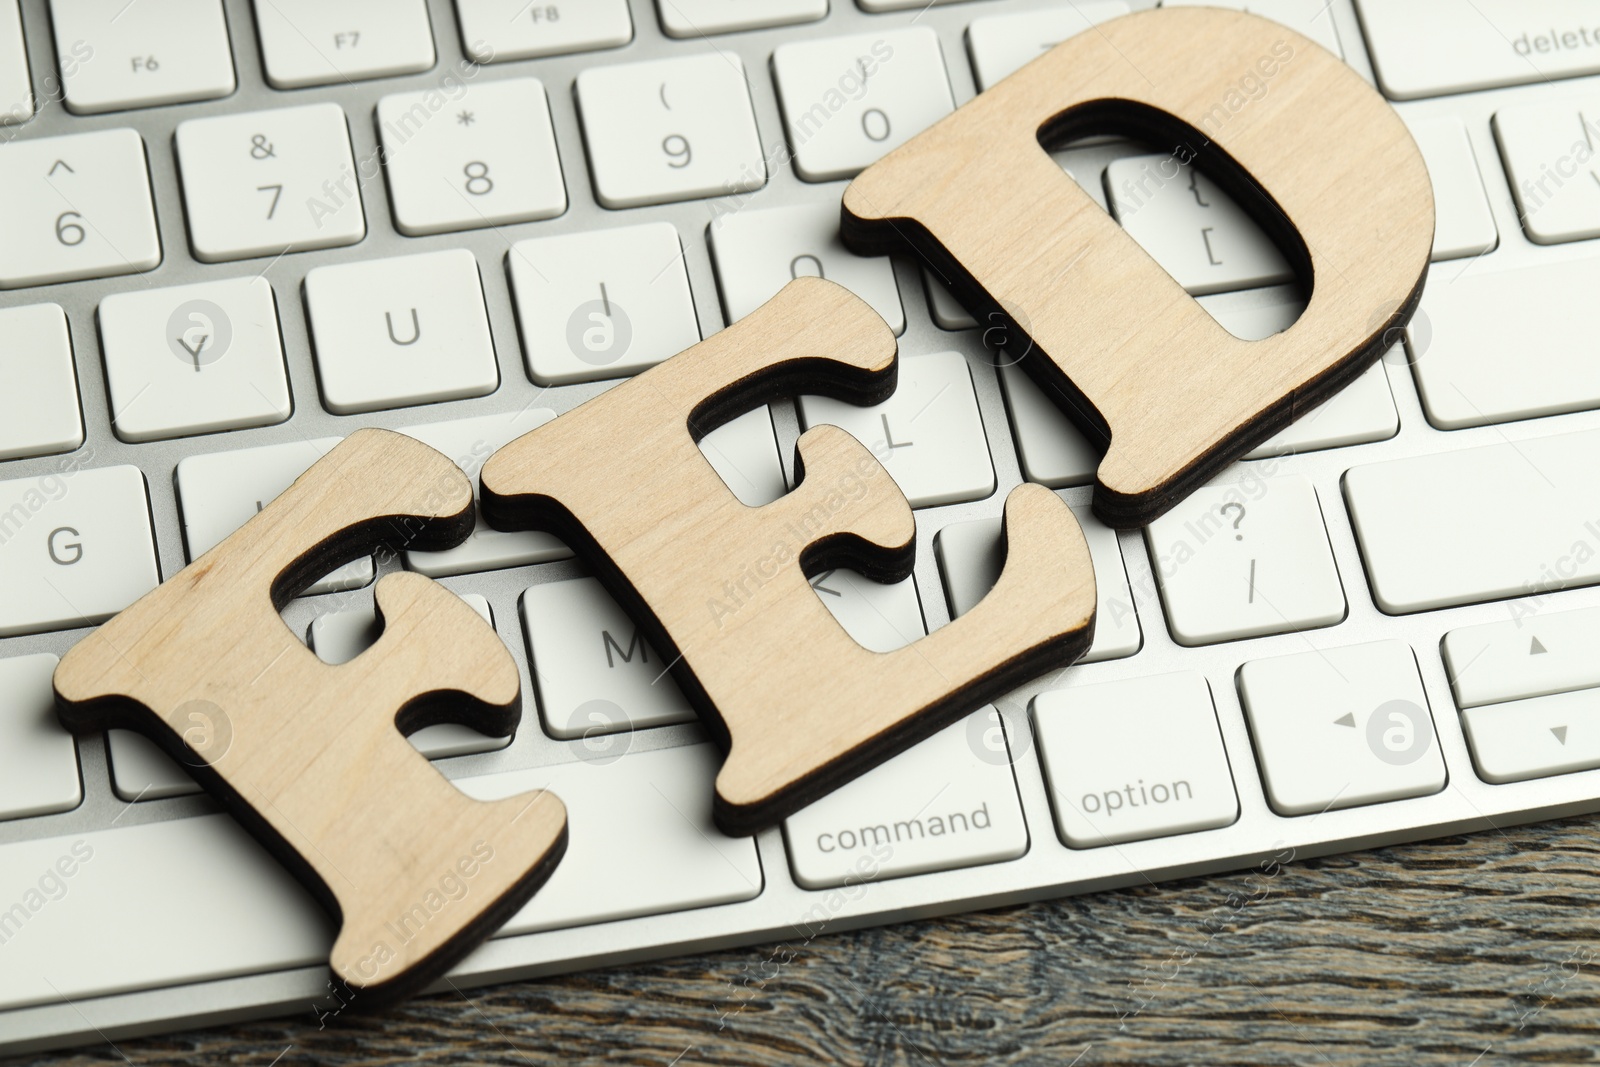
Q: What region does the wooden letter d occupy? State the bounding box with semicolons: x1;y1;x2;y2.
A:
842;7;1434;527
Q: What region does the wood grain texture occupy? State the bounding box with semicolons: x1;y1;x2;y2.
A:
52;429;568;1003
481;278;1098;835
841;6;1434;529
22;816;1600;1067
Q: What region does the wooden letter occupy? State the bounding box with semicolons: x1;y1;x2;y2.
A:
53;429;567;1002
841;7;1434;528
482;278;1097;835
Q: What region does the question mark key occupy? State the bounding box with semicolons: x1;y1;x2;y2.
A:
1144;474;1346;644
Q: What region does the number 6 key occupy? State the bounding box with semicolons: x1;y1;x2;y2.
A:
0;129;162;289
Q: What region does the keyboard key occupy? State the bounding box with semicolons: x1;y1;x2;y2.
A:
461;744;762;936
1461;689;1600;785
924;269;977;330
305;248;498;414
1066;164;1111;212
507;223;701;386
0;128;161;289
784;708;1028;888
1445;606;1600;710
396;408;572;577
0;655;81;821
50;0;235;113
780;576;1027;886
0;304;83;461
521;577;695;740
1346;428;1600;614
0;814;328;1011
937;506;1140;663
457;0;632;63
997;364;1099;489
773;27;955;182
698;408;788;508
0;465;160;637
1107;153;1293;295
1247;361;1396;458
175;103;365;262
1033;672;1237;847
0;0;30;124
709;202;904;334
175;437;372;596
1164;0;1341;59
99;276;292;443
311;594;510;758
105;730;201;801
657;0;826;37
1407;257;1600;430
1408;116;1498;261
1210;298;1397;458
806;566;924;653
379;76;565;237
1239;640;1446;815
856;0;971;10
1354;0;1600;101
967;2;1130;91
254;0;436;89
1495;97;1600;245
576;54;765;208
799;350;993;508
1146;474;1345;645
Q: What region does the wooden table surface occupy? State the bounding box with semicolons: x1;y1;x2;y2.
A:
14;813;1600;1067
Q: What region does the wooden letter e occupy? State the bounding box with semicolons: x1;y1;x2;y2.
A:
482;279;1098;834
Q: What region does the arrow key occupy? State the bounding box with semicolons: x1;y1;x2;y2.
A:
1239;640;1445;815
1443;604;1600;709
1462;688;1600;785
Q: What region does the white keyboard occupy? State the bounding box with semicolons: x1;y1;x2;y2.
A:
4;0;1600;1056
